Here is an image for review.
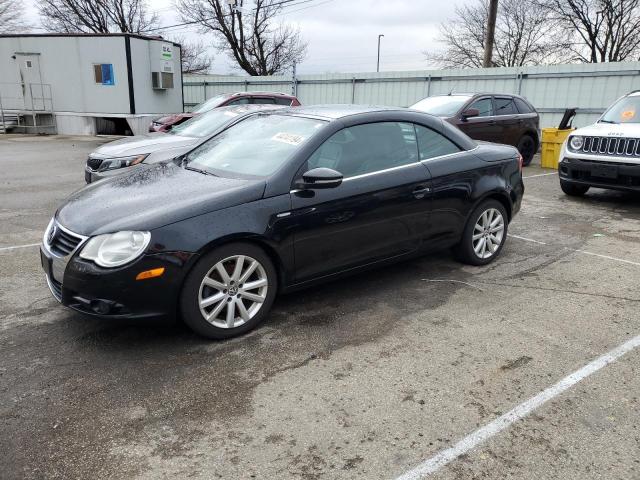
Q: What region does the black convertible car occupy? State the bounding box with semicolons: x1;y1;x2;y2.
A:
41;106;524;339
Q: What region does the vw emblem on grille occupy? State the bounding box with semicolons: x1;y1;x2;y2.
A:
48;225;57;244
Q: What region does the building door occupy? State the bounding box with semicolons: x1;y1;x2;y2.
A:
15;53;44;110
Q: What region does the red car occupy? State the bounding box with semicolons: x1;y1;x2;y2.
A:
149;92;302;132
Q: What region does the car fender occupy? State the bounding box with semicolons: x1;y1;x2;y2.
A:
150;194;295;285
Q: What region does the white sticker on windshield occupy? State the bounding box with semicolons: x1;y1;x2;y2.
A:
272;132;305;145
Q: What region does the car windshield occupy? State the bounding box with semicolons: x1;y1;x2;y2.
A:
185;114;327;177
600;93;640;124
411;95;471;117
170;108;241;138
192;95;230;114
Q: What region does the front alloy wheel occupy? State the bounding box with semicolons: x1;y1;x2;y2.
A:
181;243;277;339
198;255;268;329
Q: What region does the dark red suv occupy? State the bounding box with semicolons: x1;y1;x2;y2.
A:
411;93;540;165
150;91;301;132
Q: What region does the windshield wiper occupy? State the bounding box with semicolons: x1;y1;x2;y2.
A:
184;165;218;177
599;119;618;124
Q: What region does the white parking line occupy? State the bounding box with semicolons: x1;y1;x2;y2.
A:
0;243;40;252
507;234;547;245
508;234;640;267
572;248;640;267
523;172;558;179
395;333;640;480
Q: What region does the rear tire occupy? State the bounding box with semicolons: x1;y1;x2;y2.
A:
180;242;277;339
454;200;508;266
560;180;589;196
517;135;536;166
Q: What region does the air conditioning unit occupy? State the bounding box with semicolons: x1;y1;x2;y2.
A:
152;71;174;90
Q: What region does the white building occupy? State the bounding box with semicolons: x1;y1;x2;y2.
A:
0;33;183;135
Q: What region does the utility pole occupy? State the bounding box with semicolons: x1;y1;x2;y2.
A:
483;0;499;68
377;34;384;72
291;61;297;96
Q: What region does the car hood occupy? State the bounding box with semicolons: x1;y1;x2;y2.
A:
91;134;200;157
573;121;640;137
57;163;266;236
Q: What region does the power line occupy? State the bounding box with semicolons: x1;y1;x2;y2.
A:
275;0;335;15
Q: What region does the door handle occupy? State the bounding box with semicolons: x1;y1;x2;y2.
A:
412;186;431;199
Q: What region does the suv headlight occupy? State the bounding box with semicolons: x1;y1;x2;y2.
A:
569;135;584;151
98;154;148;172
80;231;151;267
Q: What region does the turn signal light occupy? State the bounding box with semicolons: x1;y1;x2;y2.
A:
135;267;165;280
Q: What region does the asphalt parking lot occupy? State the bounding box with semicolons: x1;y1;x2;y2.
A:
1;134;639;480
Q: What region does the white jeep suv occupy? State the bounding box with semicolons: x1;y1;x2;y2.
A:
559;91;640;196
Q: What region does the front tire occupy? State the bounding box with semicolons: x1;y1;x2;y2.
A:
560;180;589;196
180;243;277;339
454;200;508;266
517;135;536;166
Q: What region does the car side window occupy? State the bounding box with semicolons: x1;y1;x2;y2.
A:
414;125;461;160
251;97;277;104
468;98;493;117
226;98;250;105
275;98;293;106
514;97;533;114
494;97;517;115
307;122;419;178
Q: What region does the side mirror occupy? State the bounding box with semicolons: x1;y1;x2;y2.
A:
297;167;343;190
461;108;480;120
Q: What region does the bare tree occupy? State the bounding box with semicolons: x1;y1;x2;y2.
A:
175;0;307;75
170;35;214;74
427;0;564;68
39;0;159;33
539;0;640;62
0;0;31;33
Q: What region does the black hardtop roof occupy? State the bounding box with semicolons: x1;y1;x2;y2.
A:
271;104;404;120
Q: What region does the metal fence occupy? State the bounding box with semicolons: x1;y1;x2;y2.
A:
184;62;640;128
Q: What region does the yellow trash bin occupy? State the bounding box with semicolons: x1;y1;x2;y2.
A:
540;128;574;169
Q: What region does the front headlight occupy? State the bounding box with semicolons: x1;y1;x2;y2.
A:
98;154;148;172
569;135;584;151
79;231;151;268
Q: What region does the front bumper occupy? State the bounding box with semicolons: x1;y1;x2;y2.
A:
41;245;196;320
559;157;640;192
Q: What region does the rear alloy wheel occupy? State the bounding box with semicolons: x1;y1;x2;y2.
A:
517;135;536;166
455;200;508;266
560;180;589;197
180;243;277;339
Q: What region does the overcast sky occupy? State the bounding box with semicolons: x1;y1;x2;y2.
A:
22;0;464;75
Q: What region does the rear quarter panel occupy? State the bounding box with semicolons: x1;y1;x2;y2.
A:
422;144;522;249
